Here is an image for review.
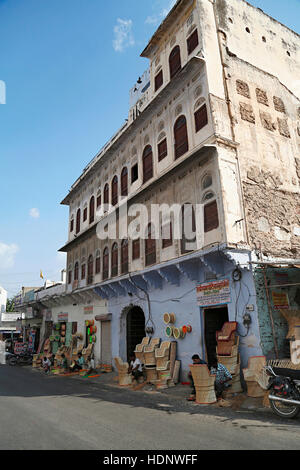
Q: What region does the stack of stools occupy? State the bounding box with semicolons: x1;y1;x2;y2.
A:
155;341;171;389
242;356;266;397
216;321;242;394
143;338;160;384
114;357;132;386
134;337;150;363
189;364;217;404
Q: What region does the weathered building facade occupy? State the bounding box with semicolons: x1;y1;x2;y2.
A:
55;0;300;378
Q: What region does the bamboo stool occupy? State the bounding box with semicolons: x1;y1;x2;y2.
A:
143;339;160;366
243;356;266;398
189;365;217;404
114;357;132;386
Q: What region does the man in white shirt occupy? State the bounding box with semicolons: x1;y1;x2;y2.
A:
128;353;144;382
42;356;51;374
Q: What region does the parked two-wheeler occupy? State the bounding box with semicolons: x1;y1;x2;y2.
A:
266;365;300;419
7;352;33;366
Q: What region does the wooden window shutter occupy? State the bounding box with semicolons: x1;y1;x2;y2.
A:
81;264;86;280
181;204;196;254
121;167;128;196
68;270;72;284
72;322;77;334
204;200;219;233
162;222;173;249
155;70;163;92
89;196;95;224
121;239;129;274
169;46;181;79
132;239;140;260
104;184;109;205
95;256;100;274
195;104;208;132
70;219;74;232
174;116;188;159
83;207;87;221
187;29;199;55
111;244;118;277
111;176;118;206
103;248;109;280
158;138;168;162
74;262;79;281
145;224;156;266
76;209;81;234
143;146;153;183
96;194;101;208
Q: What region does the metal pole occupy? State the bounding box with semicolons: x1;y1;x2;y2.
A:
262;266;279;359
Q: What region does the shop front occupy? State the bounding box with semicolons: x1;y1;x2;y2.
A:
94;247;263;380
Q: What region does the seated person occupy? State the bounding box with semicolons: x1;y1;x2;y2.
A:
188;354;207;401
42;356;51;374
209;357;232;400
128;353;144;382
70;352;85;372
50;354;56;367
59;353;68;372
87;356;95;375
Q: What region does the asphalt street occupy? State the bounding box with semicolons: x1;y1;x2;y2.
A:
0;364;300;450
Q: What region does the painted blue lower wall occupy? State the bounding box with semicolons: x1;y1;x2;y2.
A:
96;249;263;381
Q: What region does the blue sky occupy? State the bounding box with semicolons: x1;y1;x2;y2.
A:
0;0;299;298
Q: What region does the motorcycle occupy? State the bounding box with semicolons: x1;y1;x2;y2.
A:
8;352;33;366
266;365;300;419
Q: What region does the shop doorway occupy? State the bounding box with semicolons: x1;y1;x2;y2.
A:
126;306;145;361
101;321;112;365
204;306;229;366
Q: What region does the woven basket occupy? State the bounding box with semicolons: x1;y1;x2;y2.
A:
246;381;265;398
156;359;170;371
173;327;180;339
165;326;173;338
195;386;217;404
143;350;156;366
118;373;132;386
163;312;176;324
145;367;158;383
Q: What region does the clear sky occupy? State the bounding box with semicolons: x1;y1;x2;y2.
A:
0;0;299;298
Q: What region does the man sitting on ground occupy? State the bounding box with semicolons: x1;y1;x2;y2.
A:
86;356;95;375
58;353;68;372
209;357;232;400
128;353;144;383
42;356;51;374
70;352;85;372
188;354;207;401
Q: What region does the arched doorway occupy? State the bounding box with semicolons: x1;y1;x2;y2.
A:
126;306;145;361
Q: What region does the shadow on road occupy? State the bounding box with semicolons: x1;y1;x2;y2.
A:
0;364;299;431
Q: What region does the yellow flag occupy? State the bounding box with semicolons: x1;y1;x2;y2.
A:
40;270;44;279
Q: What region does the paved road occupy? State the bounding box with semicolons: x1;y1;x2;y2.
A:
0;364;300;450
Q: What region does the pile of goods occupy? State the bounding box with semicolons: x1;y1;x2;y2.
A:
216;321;242;395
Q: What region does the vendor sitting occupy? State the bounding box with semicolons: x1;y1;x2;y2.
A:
42;356;51;374
209;356;232;400
70;352;85;372
188;354;207;401
128;353;144;382
58;353;68;372
86;356;96;375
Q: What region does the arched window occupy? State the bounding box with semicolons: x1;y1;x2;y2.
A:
81;260;86;280
111;243;118;277
96;191;101;209
104;183;109;210
87;255;93;284
89;196;95;224
174;115;188;159
74;262;79;281
132;238;140;261
143;145;153;184
76;209;81;234
68;265;72;284
162;221;173;249
181;203;196;254
169;45;181;79
83;204;88;222
121;167;128;196
145;223;156;266
95;250;101;274
111;175;118;206
202;174;213;190
103;247;109;280
70;216;74;233
121;239;129;274
194;103;208;133
202;193;219;233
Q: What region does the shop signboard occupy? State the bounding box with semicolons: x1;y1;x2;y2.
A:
84;306;93;315
196;279;231;307
58;313;68;322
272;291;290;310
14;342;27;355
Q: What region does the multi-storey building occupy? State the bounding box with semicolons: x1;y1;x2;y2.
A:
56;0;300;377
